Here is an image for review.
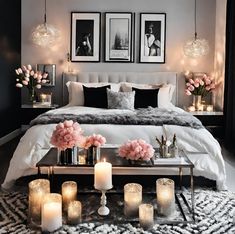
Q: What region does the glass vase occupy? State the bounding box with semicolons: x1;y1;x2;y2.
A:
87;146;100;165
28;88;36;103
58;148;75;165
193;95;202;111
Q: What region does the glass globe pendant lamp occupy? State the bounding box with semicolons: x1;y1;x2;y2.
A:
31;0;60;48
183;0;209;58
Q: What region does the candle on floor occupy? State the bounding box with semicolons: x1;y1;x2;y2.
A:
41;193;62;232
124;183;142;216
68;200;82;225
62;181;77;211
94;159;112;191
156;178;175;216
206;105;213;112
139;204;154;230
28;179;50;225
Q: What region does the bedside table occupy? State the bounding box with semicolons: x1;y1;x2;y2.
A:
21;103;59;126
188;111;224;139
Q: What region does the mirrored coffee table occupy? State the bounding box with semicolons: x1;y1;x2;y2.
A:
36;147;195;224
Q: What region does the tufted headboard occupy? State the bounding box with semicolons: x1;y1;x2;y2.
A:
62;72;178;106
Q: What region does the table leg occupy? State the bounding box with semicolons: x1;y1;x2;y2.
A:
37;166;41;176
190;167;195;221
179;167;183;190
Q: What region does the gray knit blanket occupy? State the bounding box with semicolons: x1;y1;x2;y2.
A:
30;107;203;129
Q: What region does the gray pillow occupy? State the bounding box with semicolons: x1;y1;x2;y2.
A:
107;89;135;110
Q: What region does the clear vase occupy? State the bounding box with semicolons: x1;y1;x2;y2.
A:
193;95;202;111
28;88;36;103
58;148;75;165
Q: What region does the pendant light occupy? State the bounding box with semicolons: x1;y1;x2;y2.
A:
183;0;209;58
31;0;60;48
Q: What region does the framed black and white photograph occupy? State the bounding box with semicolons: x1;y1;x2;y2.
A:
105;12;135;62
70;12;101;62
36;64;56;86
139;13;166;63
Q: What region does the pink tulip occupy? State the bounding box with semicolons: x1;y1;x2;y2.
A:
205;79;211;85
15;69;19;75
188;85;195;92
189;79;194;84
37;74;42;80
194;82;199;88
22;65;27;71
36;84;41;89
17;68;23;74
16;83;23;88
25;73;30;78
22;80;28;86
210;83;215;89
41;79;47;84
199;80;204;86
185;89;191;96
206;86;211;91
27;64;32;70
30;70;34;76
43;73;48;78
186;82;191;87
33;73;38;79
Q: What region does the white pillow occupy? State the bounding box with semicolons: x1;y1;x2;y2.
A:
120;82;175;108
66;81;120;106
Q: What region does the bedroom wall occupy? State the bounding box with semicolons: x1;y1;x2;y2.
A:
0;0;21;138
21;0;216;107
214;0;227;111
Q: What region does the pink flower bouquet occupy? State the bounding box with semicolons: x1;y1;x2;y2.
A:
82;134;106;149
185;73;215;97
50;120;84;150
118;139;155;161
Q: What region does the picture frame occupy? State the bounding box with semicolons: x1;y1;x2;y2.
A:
104;12;135;62
139;13;166;63
36;64;56;86
70;12;101;62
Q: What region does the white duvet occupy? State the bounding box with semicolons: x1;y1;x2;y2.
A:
2;106;226;190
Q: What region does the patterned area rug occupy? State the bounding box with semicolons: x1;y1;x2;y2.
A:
0;190;234;234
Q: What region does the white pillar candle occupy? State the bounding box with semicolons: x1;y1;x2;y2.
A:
156;178;175;216
124;183;142;216
41;193;62;232
139;204;154;230
62;181;77;211
28;179;50;224
94;160;112;191
68;200;82;225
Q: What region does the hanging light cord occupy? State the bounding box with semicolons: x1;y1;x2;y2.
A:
44;0;47;24
194;0;197;39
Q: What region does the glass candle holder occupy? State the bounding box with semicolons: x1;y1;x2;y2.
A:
156;178;175;217
206;105;214;112
28;179;50;225
124;183;142;216
41;193;62;232
40;93;52;106
68;200;82;225
62;181;77;211
139;204;154;230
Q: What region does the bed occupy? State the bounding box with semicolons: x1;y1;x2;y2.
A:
2;72;226;190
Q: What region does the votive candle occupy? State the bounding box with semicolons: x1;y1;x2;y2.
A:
124;183;142;216
68;200;82;225
206;105;213;112
28;179;50;225
139;204;154;230
62;181;77;211
156;178;175;216
94;160;112;191
41;193;62;232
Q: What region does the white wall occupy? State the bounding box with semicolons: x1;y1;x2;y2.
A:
214;0;227;111
21;0;216;106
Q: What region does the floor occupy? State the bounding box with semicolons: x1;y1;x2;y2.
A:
0;134;235;192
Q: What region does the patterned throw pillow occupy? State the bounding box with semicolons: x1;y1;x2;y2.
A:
107;89;135;110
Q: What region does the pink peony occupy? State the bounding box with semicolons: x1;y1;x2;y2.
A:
82;134;106;149
118;139;155;161
50;120;84;150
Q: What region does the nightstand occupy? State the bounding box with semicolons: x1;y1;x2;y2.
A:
188;111;224;139
21;103;59;126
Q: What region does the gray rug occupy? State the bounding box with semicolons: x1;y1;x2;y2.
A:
0;190;234;234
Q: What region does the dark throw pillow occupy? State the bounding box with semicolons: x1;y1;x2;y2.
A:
132;87;159;108
83;85;111;108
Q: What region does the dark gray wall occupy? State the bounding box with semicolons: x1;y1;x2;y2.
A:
0;0;21;137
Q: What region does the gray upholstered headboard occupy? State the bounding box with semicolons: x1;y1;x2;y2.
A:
62;72;178;106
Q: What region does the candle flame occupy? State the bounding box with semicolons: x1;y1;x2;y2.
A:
103;158;106;162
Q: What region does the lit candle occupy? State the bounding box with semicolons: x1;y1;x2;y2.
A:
198;104;204;111
68;200;82;225
28;179;50;225
41;193;62;232
62;181;77;211
40;94;47;103
139;204;154;230
124;183;142;216
206;105;213;112
188;106;196;112
78;155;86;164
94;160;112;191
156;178;175;216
